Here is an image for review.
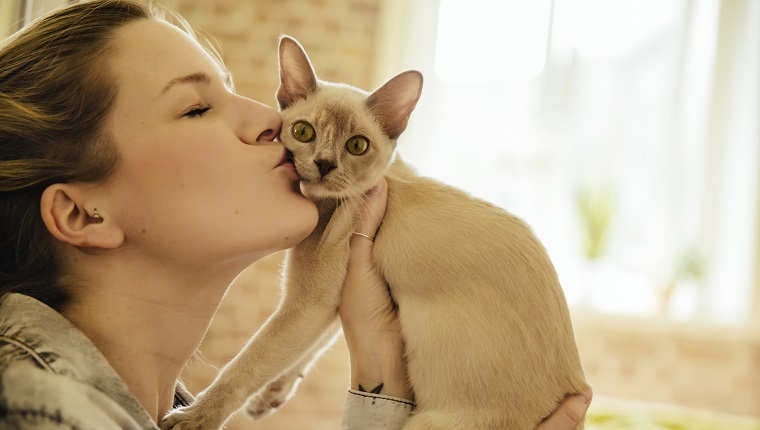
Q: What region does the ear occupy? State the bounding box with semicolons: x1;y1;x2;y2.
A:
366;71;423;139
276;35;319;110
40;184;124;250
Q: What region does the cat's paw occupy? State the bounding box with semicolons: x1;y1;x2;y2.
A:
244;373;304;420
160;404;227;430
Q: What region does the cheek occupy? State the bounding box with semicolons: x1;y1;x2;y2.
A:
349;153;382;180
247;185;319;248
289;147;316;173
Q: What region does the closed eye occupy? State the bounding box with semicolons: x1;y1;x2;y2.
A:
183;104;212;118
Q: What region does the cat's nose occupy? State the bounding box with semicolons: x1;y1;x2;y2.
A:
314;159;337;178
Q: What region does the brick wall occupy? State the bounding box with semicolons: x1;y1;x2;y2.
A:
153;1;381;428
574;312;760;418
158;0;380;105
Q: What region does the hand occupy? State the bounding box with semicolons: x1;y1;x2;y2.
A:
338;179;411;399
536;390;593;430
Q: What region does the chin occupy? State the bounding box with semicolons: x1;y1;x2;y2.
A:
300;196;320;223
282;200;319;248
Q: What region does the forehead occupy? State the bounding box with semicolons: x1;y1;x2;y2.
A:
313;101;360;131
107;19;224;96
288;91;367;133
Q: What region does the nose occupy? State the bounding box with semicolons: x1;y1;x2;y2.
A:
238;97;282;144
257;126;279;142
314;159;336;178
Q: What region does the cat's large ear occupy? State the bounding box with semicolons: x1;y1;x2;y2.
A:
366;71;423;139
277;36;319;109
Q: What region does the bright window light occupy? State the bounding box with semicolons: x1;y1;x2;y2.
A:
570;0;682;59
434;0;553;83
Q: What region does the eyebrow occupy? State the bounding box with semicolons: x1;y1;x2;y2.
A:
160;71;234;95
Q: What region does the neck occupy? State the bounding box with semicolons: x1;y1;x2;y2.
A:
61;258;241;423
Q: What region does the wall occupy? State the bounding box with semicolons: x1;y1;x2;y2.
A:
0;1;21;40
574;312;760;418
158;0;381;105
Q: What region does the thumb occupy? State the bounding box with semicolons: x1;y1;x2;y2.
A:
355;178;388;238
536;393;591;430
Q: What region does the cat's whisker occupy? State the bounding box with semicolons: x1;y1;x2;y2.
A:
349;186;377;225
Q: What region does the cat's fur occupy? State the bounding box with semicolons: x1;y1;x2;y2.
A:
162;36;589;430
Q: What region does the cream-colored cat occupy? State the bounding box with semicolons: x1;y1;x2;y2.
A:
163;36;589;430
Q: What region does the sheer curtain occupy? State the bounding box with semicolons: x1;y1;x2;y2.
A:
372;0;760;323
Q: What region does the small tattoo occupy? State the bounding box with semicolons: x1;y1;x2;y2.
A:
358;383;384;394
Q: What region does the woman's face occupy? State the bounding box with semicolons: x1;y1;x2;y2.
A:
100;19;317;272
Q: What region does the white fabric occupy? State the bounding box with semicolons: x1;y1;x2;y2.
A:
342;389;415;429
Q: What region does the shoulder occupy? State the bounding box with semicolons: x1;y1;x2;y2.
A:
0;361;142;430
0;294;146;429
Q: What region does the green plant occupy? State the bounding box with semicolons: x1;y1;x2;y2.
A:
576;184;614;261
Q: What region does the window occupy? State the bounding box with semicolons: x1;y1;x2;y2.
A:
377;0;760;323
434;0;552;82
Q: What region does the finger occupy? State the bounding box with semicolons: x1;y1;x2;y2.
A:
349;179;388;264
535;393;591;430
354;178;388;238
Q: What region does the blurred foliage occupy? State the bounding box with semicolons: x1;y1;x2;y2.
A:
673;247;707;282
587;398;760;430
576;184;614;261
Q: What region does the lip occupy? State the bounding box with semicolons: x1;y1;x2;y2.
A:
276;148;302;180
275;147;290;168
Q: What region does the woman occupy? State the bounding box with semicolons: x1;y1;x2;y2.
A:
0;1;591;429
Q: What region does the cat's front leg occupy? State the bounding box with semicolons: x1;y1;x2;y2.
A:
238;201;359;421
244;317;342;419
243;367;305;420
161;297;341;430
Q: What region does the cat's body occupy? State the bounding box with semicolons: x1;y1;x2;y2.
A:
360;159;587;429
162;37;588;430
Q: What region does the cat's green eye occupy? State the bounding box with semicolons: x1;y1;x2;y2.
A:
346;136;370;155
292;121;316;142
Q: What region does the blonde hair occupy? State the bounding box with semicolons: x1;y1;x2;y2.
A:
0;0;224;310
